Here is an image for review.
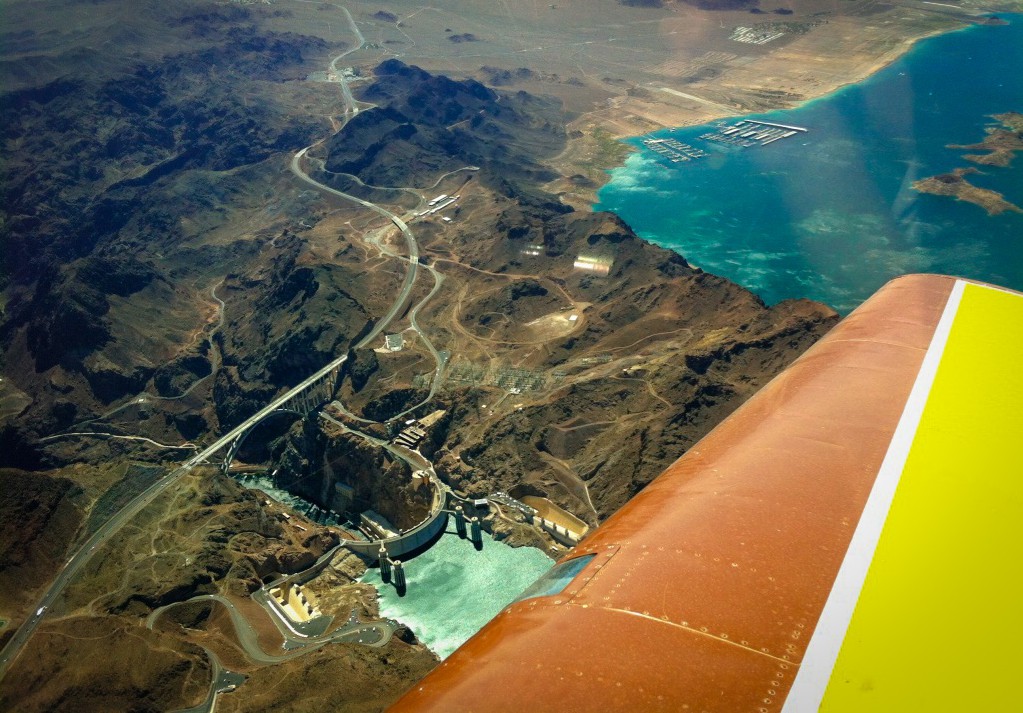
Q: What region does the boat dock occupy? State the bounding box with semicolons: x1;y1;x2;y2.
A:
699;119;807;148
642;119;808;167
641;137;709;163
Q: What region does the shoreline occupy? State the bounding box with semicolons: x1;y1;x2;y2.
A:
550;12;990;209
574;12;1023;312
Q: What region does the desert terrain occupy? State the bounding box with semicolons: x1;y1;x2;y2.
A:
1;0;1009;710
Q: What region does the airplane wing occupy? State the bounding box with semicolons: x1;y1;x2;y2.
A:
389;274;1023;712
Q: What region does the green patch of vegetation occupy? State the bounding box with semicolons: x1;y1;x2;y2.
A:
591;127;633;171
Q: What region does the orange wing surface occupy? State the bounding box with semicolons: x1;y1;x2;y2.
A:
389;274;1023;713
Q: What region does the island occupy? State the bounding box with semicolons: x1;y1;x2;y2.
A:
912;112;1023;215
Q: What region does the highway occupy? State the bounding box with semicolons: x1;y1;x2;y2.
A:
0;8;414;681
290;147;422;338
0;2;452;684
288;148;452;423
0;181;420;678
39;431;198;451
329;5;366;122
0;352;352;679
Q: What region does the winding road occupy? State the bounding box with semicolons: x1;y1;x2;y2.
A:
59;280;228;438
147;594;396;666
148;594;395;713
0;4;445;683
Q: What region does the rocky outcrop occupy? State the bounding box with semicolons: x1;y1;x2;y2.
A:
324;60;566;189
152;352;212;398
361;388;431;423
438;294;835;521
93;472;340;613
0;469;85;607
212;367;279;433
0;616;211;713
0;7;847;712
345;348;380;393
212;237;380;429
0;6;335;439
314;428;431;531
422;194;837;523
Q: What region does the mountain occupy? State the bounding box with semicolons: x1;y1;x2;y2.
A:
1;6;837;711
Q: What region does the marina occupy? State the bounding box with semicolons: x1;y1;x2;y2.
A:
643;120;807;165
641;137;709;163
699;119;807;148
598;16;1023;314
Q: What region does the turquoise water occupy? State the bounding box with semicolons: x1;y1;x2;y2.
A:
235;473;345;527
236;473;553;656
361;532;553;659
595;17;1023;313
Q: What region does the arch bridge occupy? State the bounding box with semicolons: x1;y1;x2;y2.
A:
218;361;344;475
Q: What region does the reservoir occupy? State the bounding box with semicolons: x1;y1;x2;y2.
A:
361;531;553;659
234;473;553;658
595;15;1023;313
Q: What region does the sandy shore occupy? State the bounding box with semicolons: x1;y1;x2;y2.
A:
548;7;982;207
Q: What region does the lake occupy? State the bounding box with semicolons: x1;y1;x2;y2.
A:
595;16;1023;313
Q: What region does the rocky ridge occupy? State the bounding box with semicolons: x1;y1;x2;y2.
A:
1;9;840;712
